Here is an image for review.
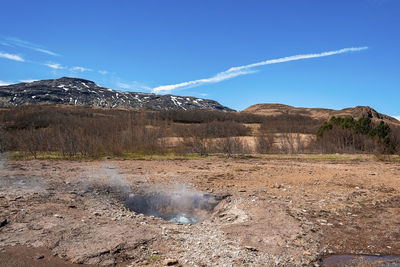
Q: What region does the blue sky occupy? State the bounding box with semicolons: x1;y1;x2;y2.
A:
0;0;399;117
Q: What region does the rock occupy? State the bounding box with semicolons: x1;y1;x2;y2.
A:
163;258;178;266
0;219;8;228
245;246;258;252
303;251;312;256
10;196;22;201
53;214;63;218
36;255;44;259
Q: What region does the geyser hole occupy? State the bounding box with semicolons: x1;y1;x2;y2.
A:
125;191;220;224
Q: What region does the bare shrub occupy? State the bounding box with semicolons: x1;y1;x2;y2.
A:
1;105;398;157
312;125;387;154
256;134;273;154
213;137;249;156
260;114;324;134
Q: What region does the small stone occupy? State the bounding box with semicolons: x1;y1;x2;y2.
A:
163;258;178;266
53;214;63;218
36;255;44;259
245;246;258;251
303;251;312;256
0;219;8;228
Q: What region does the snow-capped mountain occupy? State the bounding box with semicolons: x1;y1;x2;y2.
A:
0;77;234;111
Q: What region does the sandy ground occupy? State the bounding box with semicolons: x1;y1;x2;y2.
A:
0;156;399;266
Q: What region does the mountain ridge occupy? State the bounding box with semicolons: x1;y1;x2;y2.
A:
242;103;400;124
0;77;234;111
1;78;398;126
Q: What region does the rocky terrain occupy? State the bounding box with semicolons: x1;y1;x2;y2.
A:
243;103;400;125
0;77;233;111
1;155;399;266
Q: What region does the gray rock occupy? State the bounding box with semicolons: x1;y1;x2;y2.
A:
245;246;258;251
163;258;179;266
0;219;8;228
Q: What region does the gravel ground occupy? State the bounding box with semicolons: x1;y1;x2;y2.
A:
0;156;399;266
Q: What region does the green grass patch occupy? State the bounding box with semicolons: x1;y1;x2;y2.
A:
143;255;160;264
8;152;91;160
5;151;399;163
5;151;215;161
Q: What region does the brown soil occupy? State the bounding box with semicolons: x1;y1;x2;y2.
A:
1;156;399;266
0;246;97;267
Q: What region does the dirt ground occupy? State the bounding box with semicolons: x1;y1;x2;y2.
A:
0;155;399;266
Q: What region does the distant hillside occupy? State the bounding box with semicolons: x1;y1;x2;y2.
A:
243;104;399;125
0;77;233;111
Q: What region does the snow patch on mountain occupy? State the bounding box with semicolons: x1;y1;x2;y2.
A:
0;77;234;111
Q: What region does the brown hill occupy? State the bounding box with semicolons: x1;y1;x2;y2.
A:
242;104;400;125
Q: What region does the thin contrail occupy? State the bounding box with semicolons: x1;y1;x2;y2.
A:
152;46;368;93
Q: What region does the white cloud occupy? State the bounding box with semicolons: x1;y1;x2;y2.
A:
117;81;151;91
152;46;368;93
98;70;108;75
45;63;64;69
117;82;131;89
0;80;11;86
0;51;24;62
70;66;92;72
1;37;60;56
393;116;400;121
19;79;37;83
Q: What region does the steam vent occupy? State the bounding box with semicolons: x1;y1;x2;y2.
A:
125;191;220;224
